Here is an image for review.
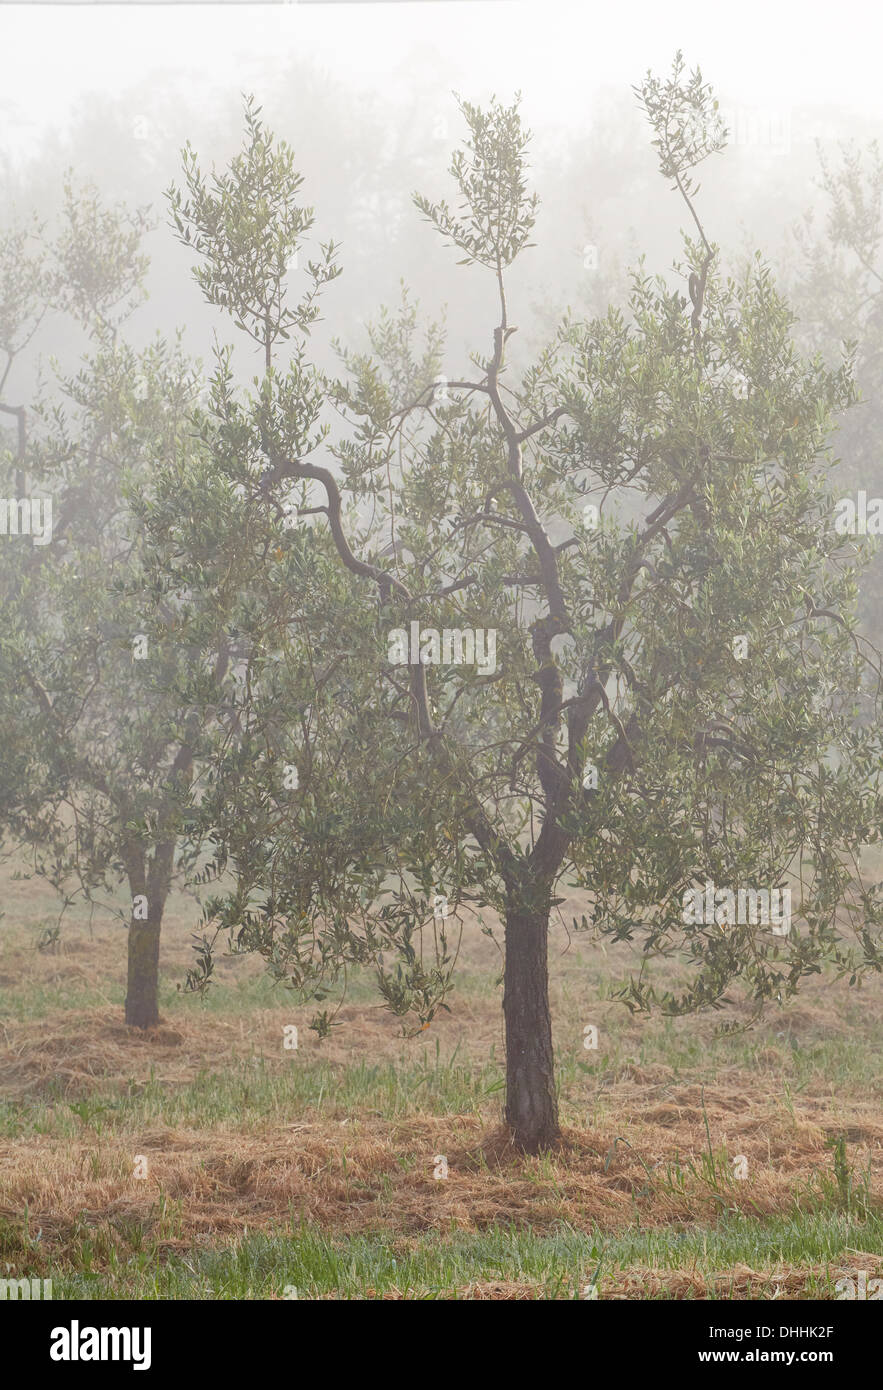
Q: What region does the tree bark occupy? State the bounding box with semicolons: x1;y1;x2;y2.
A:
125;914;162;1029
124;840;174;1030
503;900;559;1153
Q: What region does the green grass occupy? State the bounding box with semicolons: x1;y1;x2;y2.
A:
22;1211;882;1300
3;1022;878;1145
2;1014;881;1142
0;1049;506;1139
0;969;284;1023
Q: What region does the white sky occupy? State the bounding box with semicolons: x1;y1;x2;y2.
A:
2;0;882;159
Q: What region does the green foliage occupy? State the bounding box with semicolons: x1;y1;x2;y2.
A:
167;95;340;362
47;176;152;340
636;50;727;198
0;215;46;364
4;60;882;1062
0;187;219;931
127;57;883;1040
413;93;538;271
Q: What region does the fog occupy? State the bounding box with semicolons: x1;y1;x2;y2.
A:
4;2;883;390
2;0;883;1324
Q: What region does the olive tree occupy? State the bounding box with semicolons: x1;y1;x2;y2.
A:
0;184;228;1028
145;65;882;1151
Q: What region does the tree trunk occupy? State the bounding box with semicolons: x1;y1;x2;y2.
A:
503;901;559;1153
124;840;174;1030
125;915;162;1029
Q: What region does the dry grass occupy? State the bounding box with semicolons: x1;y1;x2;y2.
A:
0;869;881;1297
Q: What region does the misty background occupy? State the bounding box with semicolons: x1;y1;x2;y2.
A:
3;3;882;367
4;0;883;637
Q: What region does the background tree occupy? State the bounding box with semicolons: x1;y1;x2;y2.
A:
141;62;882;1152
0;204;53;494
0;186;227;1028
790;139;883;651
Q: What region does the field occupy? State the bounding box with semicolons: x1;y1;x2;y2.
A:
1;864;881;1300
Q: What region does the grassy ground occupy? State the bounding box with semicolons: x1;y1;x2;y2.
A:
0;862;881;1299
